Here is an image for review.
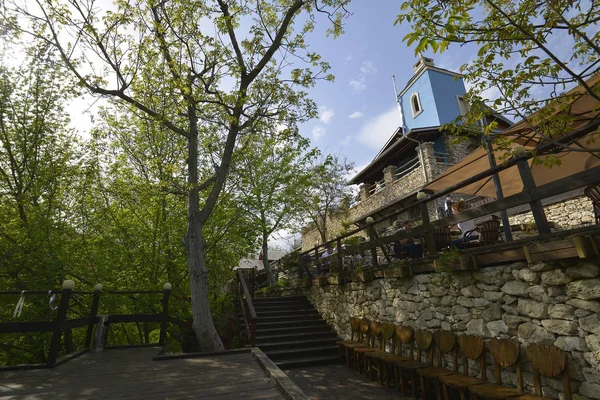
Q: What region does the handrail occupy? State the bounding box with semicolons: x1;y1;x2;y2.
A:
300;118;600;258
236;269;257;347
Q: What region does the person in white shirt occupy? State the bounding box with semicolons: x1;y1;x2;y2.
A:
451;200;479;248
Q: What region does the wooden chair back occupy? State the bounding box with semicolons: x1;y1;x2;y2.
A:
350;317;361;341
433;330;458;371
489;338;523;391
584;183;600;224
414;330;434;364
459;334;486;380
433;227;451;251
380;323;395;352
526;343;572;400
477;220;502;245
359;319;371;344
369;321;382;348
395;325;414;358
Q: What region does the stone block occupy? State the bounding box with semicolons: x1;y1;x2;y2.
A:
487;320;508;337
517;298;549;319
585;335;600;353
529;262;555;272
518;322;555;345
554;336;588;352
566;299;600;312
466;319;490;337
484;303;503;322
512;269;540;284
566;263;600;279
503;314;530;330
541;319;579;335
456;296;490;308
566;279;600;300
527;286;552;303
451;305;469;315
502;304;519;315
580;382;600;399
580;314;600;335
473;268;506;285
460;284;482;298
548;304;576;320
541;269;574;286
501;281;529;296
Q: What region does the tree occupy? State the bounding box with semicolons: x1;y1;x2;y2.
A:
7;0;351;350
397;0;600;156
234;129;317;285
301;155;354;244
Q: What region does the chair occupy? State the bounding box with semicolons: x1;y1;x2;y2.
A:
512;343;572;400
336;317;362;366
395;330;435;399
468;338;524;399
364;323;396;383
343;319;373;370
439;334;487;400
417;330;459;400
377;325;415;387
353;320;381;374
584;183;600;225
464;220;502;248
433;227;451;252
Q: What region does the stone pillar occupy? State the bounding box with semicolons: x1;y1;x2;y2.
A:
359;184;369;202
418;142;436;182
383;165;396;187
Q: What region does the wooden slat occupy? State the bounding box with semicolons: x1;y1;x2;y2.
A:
0;321;55;334
63;317;94;330
106;313;162;323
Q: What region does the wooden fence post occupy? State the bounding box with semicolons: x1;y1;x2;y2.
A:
336;238;343;272
420;202;437;256
159;283;171;345
368;224;379;267
517;158;551;235
47;281;74;365
85;284;103;349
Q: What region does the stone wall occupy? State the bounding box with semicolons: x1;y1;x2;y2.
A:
304;260;600;399
509;196;595;231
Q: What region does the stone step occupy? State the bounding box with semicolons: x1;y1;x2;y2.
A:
275;354;340;369
263;345;339;361
253;309;318;317
255;319;329;330
256;324;332;336
257;337;340;352
256;330;337;344
239;313;322;324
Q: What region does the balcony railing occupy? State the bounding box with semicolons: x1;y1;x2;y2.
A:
395;155;421;180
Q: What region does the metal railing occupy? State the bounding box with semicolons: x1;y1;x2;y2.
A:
368;179;386;195
395;155;421;180
236;270;256;347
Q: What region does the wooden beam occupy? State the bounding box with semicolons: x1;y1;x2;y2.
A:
573;235;588;259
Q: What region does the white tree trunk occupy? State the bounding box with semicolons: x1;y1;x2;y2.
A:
262;233;276;286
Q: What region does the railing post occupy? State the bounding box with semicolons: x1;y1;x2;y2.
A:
48;280;75;365
315;247;320;275
485;138;513;241
85;283;103;349
419;202;437;256
336;239;343;273
366;218;378;267
159;283;172;345
517;158;551;235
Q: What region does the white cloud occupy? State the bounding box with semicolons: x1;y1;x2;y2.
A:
340;134;353;145
319;105;335;124
349;111;363;119
360;61;377;75
356;107;401;150
350;77;367;92
311;126;326;140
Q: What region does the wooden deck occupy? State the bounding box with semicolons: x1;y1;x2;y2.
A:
0;347;286;399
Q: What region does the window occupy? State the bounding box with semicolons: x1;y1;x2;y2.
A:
410;92;422;117
457;96;469;116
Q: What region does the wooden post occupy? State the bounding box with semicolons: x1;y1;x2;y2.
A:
85;286;102;349
485;138;513;241
517;158;551;235
315;247;320;275
159;285;171;345
420;202;437;256
368;225;378;267
47;285;73;365
336;238;343;273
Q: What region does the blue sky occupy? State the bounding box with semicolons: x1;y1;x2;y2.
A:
297;0;472;174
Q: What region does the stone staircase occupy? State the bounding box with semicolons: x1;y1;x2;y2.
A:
242;296;340;369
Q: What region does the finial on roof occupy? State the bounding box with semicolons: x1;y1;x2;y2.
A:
413;54;435;73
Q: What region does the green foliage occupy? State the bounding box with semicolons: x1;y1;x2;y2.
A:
397;0;600;155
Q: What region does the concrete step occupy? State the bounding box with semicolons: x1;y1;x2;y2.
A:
256;324;332;336
256;330;337;344
264;345;339;361
254;309;318;318
239;313;322;324
275;354;340;369
257;337;341;352
256;319;329;330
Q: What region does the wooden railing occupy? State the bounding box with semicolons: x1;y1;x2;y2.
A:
0;284;172;370
300;121;600;271
236;269;257;347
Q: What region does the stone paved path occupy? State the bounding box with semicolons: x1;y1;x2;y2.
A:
284;363;412;400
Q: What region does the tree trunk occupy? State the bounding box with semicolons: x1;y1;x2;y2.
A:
262;232;276;286
185;121;224;351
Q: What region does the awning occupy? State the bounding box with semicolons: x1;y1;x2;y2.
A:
423;74;600;197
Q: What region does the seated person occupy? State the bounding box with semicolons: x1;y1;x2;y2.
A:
319;244;334;274
392;220;423;259
451;200;479;249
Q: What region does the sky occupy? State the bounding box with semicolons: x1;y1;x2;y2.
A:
295;0;474;176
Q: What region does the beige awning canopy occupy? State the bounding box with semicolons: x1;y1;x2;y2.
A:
424;74;600;198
